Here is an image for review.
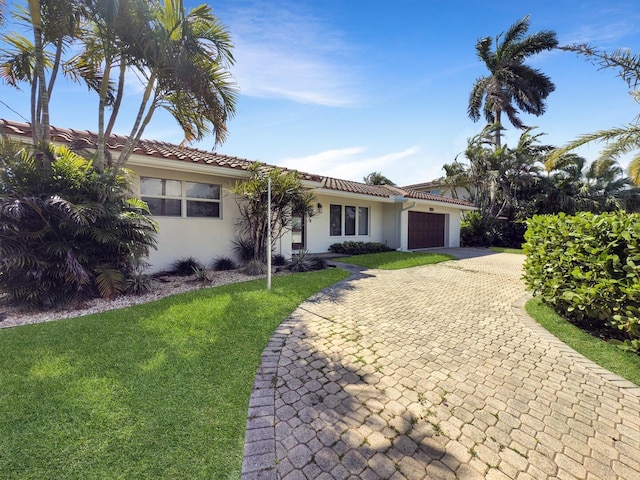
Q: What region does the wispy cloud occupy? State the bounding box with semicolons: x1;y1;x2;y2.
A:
277;146;422;183
222;1;362;107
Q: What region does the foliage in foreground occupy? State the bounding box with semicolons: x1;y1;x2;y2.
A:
525;298;640;386
340;251;455;270
233;163;315;262
0;268;349;479
0;141;157;308
523;212;640;353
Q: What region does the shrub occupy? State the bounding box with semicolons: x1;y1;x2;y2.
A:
0;141;157;308
212;256;236;271
523;211;640;353
232;237;255;263
460;211;493;247
126;270;154;295
171;257;203;276
289;250;313;272
311;256;328;270
461;212;525;248
272;254;287;266
328;241;392;255
243;259;266;276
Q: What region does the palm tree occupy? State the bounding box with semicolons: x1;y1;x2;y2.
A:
541;153;639;213
547;43;640;185
468;15;558;147
363;171;396;186
75;0;237;169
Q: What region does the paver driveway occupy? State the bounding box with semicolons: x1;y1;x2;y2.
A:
242;250;640;480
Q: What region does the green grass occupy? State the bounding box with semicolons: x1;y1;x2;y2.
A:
0;268;349;479
489;247;524;254
525;298;640;386
339;251;455;270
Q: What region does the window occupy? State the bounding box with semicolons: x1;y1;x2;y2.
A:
345;206;356;236
330;204;342;236
358;207;369;235
329;204;369;237
141;177;221;218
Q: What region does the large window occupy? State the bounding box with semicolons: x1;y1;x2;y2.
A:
141;177;221;218
329;204;369;236
330;204;342;236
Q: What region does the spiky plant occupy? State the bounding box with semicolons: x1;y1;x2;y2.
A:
0;140;158;308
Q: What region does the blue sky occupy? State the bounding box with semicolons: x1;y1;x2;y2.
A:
1;0;640;186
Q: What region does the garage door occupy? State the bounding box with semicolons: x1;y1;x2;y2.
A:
408;211;445;249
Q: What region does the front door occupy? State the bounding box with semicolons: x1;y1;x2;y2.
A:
291;214;305;250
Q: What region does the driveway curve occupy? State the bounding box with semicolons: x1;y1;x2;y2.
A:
242;250;640;480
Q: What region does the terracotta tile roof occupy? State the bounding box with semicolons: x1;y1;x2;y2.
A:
320;177;474;207
0;119;322;181
0;119;474;208
401;178;446;190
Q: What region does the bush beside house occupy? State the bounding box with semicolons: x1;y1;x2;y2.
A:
523;211;640;353
0;141;157;308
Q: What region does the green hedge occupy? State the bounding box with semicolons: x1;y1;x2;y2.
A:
328;241;393;255
523;212;640;353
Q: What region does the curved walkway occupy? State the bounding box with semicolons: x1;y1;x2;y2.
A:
242;250;640;479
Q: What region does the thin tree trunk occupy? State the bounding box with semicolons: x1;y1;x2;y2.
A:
116;71;157;168
96;59;113;171
29;0;50;162
494;110;502;149
47;37;64;100
105;59;126;140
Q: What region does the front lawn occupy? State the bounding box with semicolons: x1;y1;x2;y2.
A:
525;298;640;386
0;268;349;479
339;251;455;269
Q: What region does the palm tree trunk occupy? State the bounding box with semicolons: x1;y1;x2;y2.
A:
96;60;113;171
105;59;127;140
47;37;64;100
494;110;502;149
116;71;157;168
29;0;50;163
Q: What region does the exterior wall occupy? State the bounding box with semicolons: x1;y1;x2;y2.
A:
382;203;401;249
131;164;292;272
304;193;387;254
130;162;466;269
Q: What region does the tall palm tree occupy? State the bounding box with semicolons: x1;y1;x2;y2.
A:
76;0;237;169
468;15;558;147
548;43;640;185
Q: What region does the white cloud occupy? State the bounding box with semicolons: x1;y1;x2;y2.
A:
277;145;422;184
224;2;362;107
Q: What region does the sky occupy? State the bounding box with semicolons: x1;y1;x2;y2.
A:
1;0;640;186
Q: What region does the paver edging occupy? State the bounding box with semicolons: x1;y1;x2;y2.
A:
241;263;367;479
511;294;640;398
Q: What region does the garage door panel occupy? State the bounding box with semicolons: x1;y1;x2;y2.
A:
408;211;445;249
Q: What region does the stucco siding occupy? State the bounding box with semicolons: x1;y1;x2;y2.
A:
304;194;386;254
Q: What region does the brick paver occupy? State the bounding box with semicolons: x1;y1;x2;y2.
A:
242;249;640;479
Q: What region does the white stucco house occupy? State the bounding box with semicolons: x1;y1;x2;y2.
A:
2;120;476;272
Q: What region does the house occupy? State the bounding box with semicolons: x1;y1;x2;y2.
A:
402;179;472;201
1;119;476;272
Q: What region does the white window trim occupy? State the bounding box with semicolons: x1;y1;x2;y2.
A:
329;203;370;237
140;177;222;219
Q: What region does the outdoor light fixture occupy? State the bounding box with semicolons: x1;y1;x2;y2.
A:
317;203;323;213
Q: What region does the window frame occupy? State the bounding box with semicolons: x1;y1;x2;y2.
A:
329;203;370;237
140;177;222;219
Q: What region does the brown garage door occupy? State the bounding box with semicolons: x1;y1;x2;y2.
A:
408;211;445;249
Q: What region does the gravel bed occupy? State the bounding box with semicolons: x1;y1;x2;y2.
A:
0;270;275;329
